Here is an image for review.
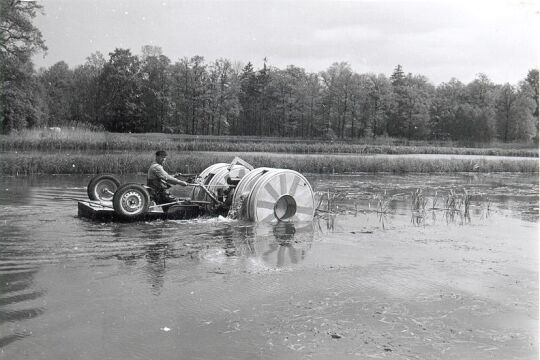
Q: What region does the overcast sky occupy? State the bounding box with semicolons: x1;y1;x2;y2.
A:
33;0;539;85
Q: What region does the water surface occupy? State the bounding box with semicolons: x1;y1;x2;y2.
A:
0;173;537;359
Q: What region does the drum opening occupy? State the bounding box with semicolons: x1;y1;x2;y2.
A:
274;195;297;221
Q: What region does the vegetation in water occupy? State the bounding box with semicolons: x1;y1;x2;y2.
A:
1;127;537;158
1;151;537;176
316;187;490;228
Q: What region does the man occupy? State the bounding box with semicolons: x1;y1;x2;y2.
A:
147;150;188;204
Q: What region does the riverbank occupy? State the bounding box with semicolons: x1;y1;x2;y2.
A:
1;129;537;157
1;151;537;176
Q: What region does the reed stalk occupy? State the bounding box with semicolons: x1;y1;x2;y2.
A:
1;151;538;176
1;128;537;157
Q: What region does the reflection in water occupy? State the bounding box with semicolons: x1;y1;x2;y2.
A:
262;222;300;267
189;222;318;268
143;242;169;295
220;222;315;267
90;220;317;292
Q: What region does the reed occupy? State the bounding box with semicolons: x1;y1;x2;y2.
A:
1;128;537;157
411;188;428;225
1;151;537;176
410;188;476;225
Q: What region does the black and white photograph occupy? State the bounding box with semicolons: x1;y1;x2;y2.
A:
0;0;538;359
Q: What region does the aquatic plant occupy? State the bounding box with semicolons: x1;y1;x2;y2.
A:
411;189;428;225
375;190;393;229
1;151;538;176
1;128;537;157
408;188;477;225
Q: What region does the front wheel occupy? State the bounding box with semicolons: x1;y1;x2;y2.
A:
87;174;121;201
113;183;150;219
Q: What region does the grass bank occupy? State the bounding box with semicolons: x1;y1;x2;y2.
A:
1;128;537;157
1;151;537;176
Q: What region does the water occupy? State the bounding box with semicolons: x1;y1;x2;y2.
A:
0;173;538;359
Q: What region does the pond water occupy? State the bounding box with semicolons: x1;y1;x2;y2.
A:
0;173;538;359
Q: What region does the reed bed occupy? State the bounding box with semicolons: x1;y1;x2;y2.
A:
1;151;537;176
1;128;537;157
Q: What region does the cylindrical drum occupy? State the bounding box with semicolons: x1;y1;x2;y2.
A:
192;163;250;201
233;168;314;223
231;167;272;205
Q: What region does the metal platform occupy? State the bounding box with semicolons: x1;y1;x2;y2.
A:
77;200;204;221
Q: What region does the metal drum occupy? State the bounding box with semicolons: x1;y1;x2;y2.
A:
192;163;250;201
234;168;315;223
231;167;272;205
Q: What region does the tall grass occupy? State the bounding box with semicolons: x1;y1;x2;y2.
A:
1;128;537;157
1;151;537;176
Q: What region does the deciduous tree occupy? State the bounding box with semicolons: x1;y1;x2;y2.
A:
0;0;46;132
98;48;143;132
38;61;74;126
140;46;171;132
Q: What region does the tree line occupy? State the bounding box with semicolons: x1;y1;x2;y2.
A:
1;1;538;143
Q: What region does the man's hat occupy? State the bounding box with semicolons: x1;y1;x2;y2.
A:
156;150;168;157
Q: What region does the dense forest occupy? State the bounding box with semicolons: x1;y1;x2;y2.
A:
1;0;539;143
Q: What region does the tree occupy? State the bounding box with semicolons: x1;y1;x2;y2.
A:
496;82;536;142
525;69;539;140
512;81;537;141
189;56;209;135
98;48;143;132
169;56;210;134
390;65;405;85
71;52;105;126
460;74;497;142
430;78;465;140
388;66;434;139
238;62;258;135
495;83;517;142
139;46;171;132
304;73;324;138
366;73;392;137
207;58;240;135
346;73;369;138
1;57;45;131
0;0;46;57
0;0;47;132
320;62;353;138
402;74;434;139
387;64;408;137
281;66;320;138
38;61;74;126
267;67;295;137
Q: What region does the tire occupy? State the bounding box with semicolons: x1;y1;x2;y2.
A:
87;174;121;201
112;183;150;219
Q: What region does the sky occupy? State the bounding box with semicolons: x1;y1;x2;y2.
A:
32;0;539;85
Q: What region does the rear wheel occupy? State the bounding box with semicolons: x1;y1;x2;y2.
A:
87;174;120;201
112;184;150;219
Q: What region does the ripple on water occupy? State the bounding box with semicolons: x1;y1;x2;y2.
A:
0;267;45;341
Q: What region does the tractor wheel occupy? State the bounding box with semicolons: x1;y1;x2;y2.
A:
112;183;150;219
87;174;121;201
